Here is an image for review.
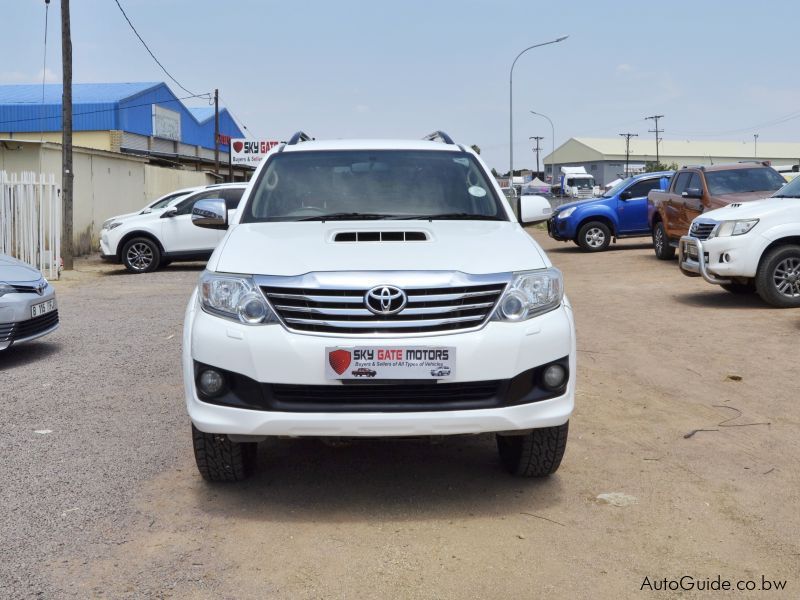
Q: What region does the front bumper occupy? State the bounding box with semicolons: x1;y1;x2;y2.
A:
679;235;763;284
183;291;576;437
0;284;59;350
547;217;571;241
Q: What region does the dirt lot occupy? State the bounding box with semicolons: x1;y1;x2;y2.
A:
2;232;798;598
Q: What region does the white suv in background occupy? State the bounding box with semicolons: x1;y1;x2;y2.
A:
100;183;247;273
183;132;576;482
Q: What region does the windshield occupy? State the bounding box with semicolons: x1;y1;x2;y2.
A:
149;192;188;210
567;177;593;190
705;168;786;195
772;174;800;197
242;150;506;222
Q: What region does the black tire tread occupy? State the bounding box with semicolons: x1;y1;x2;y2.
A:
496;422;569;477
652;221;675;260
192;425;257;482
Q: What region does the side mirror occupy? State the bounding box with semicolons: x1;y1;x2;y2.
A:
619;191;633;200
160;206;178;219
192;199;228;229
682;188;703;199
518;195;553;225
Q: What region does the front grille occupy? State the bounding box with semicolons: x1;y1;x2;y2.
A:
10;283;44;294
0;322;13;343
690;222;716;240
12;310;59;341
262;283;506;335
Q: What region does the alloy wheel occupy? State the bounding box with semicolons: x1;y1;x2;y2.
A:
773;257;800;298
126;242;154;271
585;227;606;248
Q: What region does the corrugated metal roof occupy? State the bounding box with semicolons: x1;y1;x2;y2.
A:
0;82;161;104
547;137;800;161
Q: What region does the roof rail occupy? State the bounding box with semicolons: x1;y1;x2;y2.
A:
287;131;312;145
423;131;455;145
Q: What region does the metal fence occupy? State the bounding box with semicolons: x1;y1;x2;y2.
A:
0;171;60;280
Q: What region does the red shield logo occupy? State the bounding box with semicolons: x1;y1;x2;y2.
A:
328;349;351;375
232;140;244;153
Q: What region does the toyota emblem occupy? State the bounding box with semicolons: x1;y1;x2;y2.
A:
365;285;407;315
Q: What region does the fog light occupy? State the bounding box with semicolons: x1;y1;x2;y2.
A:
722;252;731;263
542;363;567;390
199;369;225;396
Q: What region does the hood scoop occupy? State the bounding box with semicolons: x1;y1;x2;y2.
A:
729;203;742;208
333;231;429;242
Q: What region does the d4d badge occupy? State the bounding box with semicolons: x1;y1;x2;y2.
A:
328;349;352;375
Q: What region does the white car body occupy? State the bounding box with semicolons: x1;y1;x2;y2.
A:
182;136;575;480
100;183;247;272
679;197;800;305
0;254;59;351
101;186;201;227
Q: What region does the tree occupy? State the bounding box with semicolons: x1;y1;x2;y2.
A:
491;167;499;177
470;144;481;155
645;161;679;172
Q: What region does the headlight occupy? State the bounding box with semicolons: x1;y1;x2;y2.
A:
102;219;122;231
712;219;759;238
492;268;563;322
199;272;276;325
557;207;576;219
0;282;15;297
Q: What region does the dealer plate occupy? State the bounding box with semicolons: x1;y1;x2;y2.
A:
31;299;56;318
325;346;455;380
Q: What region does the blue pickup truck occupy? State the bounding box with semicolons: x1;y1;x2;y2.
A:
547;171;673;251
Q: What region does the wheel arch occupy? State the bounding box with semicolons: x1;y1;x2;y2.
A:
576;214;616;237
758;236;800;269
117;230;165;261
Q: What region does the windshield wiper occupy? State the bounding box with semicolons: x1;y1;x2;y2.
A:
297;212;395;221
397;212;502;221
772;194;800;198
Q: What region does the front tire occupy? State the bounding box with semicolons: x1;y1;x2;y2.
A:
652;222;675;260
121;237;161;273
192;425;257;482
496;422;569;477
577;222;611;252
755;245;800;307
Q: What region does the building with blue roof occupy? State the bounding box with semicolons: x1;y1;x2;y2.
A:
0;82;244;167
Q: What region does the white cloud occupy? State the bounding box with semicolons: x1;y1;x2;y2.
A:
616;63;633;73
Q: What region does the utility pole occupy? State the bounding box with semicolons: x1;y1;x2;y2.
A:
214;88;219;176
645;114;664;166
754;133;759;159
619;132;638;176
61;0;73;270
529;136;544;177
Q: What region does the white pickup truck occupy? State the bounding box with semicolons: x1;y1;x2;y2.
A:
678;179;800;307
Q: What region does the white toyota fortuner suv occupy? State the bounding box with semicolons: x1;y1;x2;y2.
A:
678;178;800;307
183;132;576;481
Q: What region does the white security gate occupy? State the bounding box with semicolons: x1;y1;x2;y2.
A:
0;171;61;280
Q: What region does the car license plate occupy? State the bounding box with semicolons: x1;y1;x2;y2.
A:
326;346;455;380
31;299;56;318
686;243;698;259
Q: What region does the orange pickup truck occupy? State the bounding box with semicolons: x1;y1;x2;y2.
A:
647;162;786;259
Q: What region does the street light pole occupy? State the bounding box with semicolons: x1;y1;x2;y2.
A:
530;111;555;188
754;133;759;159
509;36;567;183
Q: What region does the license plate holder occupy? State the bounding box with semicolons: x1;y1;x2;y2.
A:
326;346;455;380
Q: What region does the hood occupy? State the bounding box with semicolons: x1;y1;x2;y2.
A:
109;207;169;226
553;198;602;213
212;221;549;276
708;191;776;209
701;197;800;221
0;254;42;283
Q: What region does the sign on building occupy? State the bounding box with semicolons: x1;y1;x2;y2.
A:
152;105;181;141
231;139;279;166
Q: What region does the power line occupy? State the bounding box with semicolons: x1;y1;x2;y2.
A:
619;132;638;176
645;115;664;164
111;0;202;98
0;92;211;127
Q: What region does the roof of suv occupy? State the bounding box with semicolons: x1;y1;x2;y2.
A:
280;139;463;153
681;162;773;173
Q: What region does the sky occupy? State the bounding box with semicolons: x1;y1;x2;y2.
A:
3;0;800;172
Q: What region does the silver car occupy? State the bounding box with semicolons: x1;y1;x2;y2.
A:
0;254;59;351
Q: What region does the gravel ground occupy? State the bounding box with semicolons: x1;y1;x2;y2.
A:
1;234;798;598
